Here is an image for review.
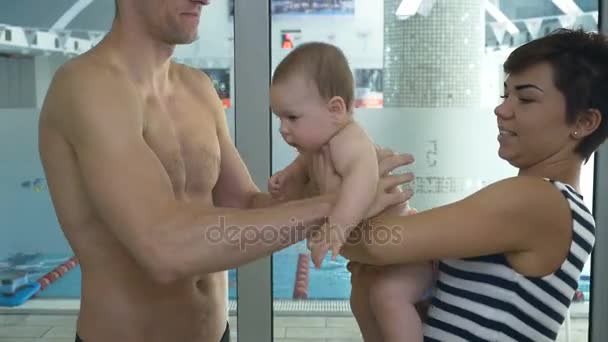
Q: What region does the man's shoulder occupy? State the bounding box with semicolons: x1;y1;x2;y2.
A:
41;54;138;136
40;58;89;126
171;62;215;93
50;55;132;107
170;62;225;120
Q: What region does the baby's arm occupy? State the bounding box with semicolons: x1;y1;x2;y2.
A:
268;153;310;201
316;123;378;265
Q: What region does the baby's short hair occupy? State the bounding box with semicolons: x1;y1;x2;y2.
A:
272;42;354;112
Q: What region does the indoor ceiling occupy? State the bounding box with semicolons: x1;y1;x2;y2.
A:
0;0;599;42
0;0;115;36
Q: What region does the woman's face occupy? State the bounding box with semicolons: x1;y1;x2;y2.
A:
494;62;578;169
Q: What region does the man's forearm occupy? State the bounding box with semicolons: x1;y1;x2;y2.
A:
152;195;332;282
247;191;285;208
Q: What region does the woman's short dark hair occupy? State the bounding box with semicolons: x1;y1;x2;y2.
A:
504;29;608;160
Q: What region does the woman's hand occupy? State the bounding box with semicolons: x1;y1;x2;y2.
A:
364;150;415;219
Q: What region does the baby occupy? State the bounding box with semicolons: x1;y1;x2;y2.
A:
268;42;434;341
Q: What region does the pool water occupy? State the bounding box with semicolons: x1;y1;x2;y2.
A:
230;242;352;299
2;250;592;302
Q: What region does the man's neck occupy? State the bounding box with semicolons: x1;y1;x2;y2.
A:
101;19;175;92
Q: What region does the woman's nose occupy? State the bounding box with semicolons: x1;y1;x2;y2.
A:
494;100;512;119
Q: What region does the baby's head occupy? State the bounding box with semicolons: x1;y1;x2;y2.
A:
270;42;354;152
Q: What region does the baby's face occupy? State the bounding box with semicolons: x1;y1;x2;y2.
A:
270;75;340;152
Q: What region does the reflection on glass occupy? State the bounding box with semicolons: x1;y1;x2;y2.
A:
272;0;355;16
271;1;598;341
1;1;236;338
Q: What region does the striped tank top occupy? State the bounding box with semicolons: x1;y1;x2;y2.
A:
423;180;596;342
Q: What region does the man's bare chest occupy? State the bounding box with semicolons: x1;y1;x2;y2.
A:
142;96;221;197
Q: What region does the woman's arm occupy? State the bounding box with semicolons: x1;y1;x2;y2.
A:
341;176;572;266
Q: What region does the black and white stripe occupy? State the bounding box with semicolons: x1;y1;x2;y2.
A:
424;180;596;341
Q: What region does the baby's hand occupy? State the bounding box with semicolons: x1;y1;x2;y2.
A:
404;202;418;216
308;224;329;269
268;171;286;200
308;222;350;268
329;225;351;262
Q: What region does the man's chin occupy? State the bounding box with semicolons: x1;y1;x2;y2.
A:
171;33;199;46
180;37;199;45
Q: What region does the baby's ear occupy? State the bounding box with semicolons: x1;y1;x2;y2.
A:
327;96;348;122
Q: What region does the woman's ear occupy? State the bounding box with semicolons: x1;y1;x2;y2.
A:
572;108;602;139
327;96;348;123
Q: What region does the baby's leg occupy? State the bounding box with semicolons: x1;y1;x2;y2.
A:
348;262;383;342
369;262;434;342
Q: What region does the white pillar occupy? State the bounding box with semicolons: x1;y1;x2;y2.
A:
383;0;484;108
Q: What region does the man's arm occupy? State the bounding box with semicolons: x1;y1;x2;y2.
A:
341;176;573;270
208;75;287;209
44;65;331;284
42;65;411;285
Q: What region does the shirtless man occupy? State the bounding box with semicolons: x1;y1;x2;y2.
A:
37;0;413;341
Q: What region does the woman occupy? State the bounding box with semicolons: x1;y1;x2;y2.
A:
341;28;608;342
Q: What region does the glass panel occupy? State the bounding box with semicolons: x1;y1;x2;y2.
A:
0;0;93;302
0;0;236;340
270;1;598;341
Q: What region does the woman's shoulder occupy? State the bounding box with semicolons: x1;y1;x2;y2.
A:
479;176;562;201
487;176;590;212
475;176;595;239
466;176;574;232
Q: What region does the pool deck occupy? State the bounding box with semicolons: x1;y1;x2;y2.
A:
0;300;591;341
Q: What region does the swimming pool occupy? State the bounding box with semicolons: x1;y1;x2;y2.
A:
1;248;592;302
230;241;353;299
0;244;352;300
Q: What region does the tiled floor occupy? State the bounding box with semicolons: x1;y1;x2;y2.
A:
0;299;592;341
0;312;591;342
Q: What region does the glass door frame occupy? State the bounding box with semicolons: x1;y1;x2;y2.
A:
233;1;273;342
233;1;608;341
590;4;608;340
